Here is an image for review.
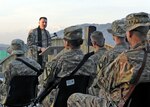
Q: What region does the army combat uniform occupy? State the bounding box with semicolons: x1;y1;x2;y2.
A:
27;27;51;66
90;47;107;66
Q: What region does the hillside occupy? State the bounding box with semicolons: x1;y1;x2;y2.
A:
0;44;9;50
0;23;114;50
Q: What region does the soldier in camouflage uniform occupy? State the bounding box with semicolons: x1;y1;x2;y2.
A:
90;31;107;68
0;39;41;105
99;19;129;69
67;12;150;107
27;17;51;68
40;26;96;106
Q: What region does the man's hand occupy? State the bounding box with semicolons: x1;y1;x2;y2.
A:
41;47;46;52
39;47;46;55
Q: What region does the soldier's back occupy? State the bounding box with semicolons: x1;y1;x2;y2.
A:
56;49;96;78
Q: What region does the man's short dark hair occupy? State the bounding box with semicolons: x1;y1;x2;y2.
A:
39;17;47;21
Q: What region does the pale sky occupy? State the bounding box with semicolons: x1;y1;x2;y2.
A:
0;0;150;44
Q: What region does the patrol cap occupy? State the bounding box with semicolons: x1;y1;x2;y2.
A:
125;12;150;31
64;26;82;40
90;31;105;46
10;39;26;55
107;19;126;37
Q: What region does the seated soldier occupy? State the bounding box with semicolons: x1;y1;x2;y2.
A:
99;19;129;69
67;12;150;107
90;31;107;67
39;26;97;107
0;39;41;105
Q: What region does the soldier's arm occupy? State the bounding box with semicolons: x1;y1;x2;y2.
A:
27;29;40;51
42;60;59;88
0;63;12;95
4;63;12;85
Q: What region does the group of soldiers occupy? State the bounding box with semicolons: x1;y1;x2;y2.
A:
0;12;150;107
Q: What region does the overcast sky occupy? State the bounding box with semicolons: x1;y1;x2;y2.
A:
0;0;150;44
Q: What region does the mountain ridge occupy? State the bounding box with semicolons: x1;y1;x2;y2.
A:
0;44;9;50
0;23;114;50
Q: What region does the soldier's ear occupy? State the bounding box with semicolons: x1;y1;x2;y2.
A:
92;41;96;46
63;40;69;49
64;40;70;47
127;31;132;38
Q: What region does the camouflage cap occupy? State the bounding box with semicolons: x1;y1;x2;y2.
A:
107;19;126;37
10;39;26;55
64;26;82;40
125;12;150;31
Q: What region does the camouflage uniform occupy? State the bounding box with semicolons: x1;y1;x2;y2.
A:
99;19;128;69
100;43;128;69
42;26;97;106
90;31;107;67
0;39;41;104
67;12;150;107
27;27;51;66
90;48;107;66
0;55;16;73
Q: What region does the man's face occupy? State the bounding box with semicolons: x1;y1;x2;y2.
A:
39;18;47;29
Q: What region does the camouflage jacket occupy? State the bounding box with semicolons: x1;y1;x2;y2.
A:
44;48;97;83
0;55;41;104
0;54;16;73
27;28;51;65
99;43;128;69
91;42;150;106
90;47;107;66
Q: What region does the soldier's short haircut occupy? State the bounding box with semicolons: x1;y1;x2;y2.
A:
91;31;105;47
130;26;149;40
131;26;149;36
39;17;47;21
